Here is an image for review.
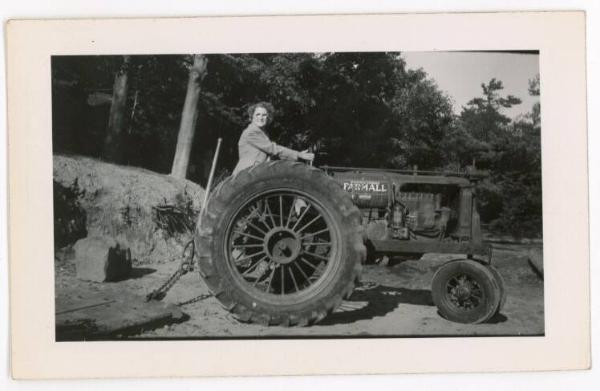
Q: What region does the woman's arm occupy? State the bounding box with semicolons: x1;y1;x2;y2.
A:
245;127;299;160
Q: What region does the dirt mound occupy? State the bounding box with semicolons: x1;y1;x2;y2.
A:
53;155;205;264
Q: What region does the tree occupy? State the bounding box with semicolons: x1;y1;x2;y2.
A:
297;52;454;169
170;54;208;179
103;55;131;162
459;78;521;145
388;67;454;168
455;77;542;237
528;74;541;127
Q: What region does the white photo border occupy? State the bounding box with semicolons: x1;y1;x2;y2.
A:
7;12;589;378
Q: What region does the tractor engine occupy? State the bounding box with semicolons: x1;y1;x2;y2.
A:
325;169;462;243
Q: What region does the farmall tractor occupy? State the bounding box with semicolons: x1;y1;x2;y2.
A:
195;161;505;326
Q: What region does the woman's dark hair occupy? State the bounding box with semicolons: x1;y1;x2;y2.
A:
247;101;274;124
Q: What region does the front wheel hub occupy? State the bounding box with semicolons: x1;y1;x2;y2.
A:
454;283;472;300
448;274;482;309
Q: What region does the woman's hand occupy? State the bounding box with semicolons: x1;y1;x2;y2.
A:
298;149;315;162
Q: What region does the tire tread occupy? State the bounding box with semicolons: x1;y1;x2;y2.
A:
195;161;366;326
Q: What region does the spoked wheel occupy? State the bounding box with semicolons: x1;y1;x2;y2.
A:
431;259;502;324
227;191;340;299
195;161;366;326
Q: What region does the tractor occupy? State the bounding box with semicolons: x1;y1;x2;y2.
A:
194;160;505;326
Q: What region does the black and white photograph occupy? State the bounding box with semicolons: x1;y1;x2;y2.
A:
7;12;590;379
51;50;544;340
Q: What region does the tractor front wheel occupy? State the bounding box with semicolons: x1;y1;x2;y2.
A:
431;259;503;324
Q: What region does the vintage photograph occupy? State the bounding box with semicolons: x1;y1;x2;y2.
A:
51;51;544;340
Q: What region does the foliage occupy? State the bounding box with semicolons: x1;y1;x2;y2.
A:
53;180;87;248
454;78;542;237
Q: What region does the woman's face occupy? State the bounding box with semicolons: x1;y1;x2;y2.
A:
251;106;269;128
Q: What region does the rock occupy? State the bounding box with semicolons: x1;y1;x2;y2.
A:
74;236;132;282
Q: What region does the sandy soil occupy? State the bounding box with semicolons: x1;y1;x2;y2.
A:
55;243;544;339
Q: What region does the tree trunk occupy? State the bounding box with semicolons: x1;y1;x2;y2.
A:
103;56;130;162
171;54;208;179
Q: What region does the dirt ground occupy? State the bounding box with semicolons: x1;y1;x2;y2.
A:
55;243;544;339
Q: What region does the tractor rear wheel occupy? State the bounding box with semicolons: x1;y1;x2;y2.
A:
195;161;366;326
431;259;502;324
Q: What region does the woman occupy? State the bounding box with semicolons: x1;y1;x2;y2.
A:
231;102;313;279
232;102;314;175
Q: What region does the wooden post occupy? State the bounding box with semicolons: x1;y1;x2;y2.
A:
103;55;130;162
171;54;208;179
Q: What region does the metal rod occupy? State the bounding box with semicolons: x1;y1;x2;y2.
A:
200;138;222;218
320;165;488;178
56;300;117;315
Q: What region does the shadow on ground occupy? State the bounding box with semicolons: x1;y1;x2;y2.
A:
487;313;508;324
319;284;433;326
111;267;156;282
56;312;190;341
321;282;509;326
129;267;157;279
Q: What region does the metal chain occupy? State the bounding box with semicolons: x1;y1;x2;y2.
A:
146;139;222;306
145;240;212;305
176;293;213;307
145;266;186;301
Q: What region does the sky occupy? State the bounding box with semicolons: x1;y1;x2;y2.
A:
402;51;540;119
